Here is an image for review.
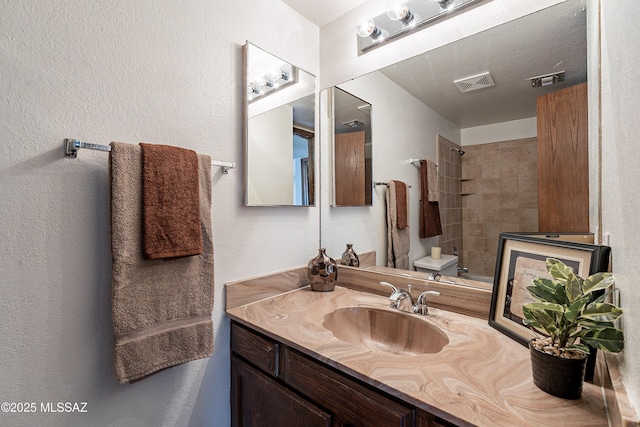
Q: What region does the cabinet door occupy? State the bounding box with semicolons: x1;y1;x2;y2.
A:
281;347;414;427
231;356;331;427
334;131;366;206
537;83;589;232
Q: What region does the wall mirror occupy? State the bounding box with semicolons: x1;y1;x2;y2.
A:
244;42;316;206
332;87;373;206
321;0;591;282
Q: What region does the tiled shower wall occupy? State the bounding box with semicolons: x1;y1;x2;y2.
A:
437;135;463;266
461;138;539;277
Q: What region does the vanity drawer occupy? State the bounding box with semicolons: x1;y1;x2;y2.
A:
231;322;279;377
281;347;415;427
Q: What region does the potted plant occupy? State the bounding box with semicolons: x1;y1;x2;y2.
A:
522;258;624;399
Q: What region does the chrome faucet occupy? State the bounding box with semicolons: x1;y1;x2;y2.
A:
380;282;440;316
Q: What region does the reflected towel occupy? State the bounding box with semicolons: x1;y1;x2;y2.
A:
140;143;202;259
393;180;408;230
422;159;439;202
420;160;442;238
386;181;410;270
110;141;214;384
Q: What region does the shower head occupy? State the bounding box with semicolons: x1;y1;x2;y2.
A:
451;147;465;156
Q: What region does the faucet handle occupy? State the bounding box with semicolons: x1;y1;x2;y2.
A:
415;291;441;315
380;281;397;293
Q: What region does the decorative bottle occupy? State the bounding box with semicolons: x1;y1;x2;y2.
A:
307;248;338;292
340;243;360;267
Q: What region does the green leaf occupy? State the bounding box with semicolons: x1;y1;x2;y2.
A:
565;296;590;322
582;272;615;294
547;258;577;284
577;319;614;329
523;305;558;336
582;302;623;322
580;328;625;353
524;302;564;313
565;275;584;302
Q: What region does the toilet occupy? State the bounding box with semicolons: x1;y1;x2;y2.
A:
414;254;459;277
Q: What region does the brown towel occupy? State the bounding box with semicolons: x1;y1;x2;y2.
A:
110;142;214;384
386;181;410;270
393;180;408;230
140;143;202;259
420;160;443;238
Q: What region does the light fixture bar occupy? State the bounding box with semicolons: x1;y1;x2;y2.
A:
529;71;565;88
357;0;491;54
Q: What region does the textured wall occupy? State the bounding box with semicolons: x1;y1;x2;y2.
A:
461;138;539;277
0;1;318;426
600;0;640;412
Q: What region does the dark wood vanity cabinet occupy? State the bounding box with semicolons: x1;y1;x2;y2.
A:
230;321;457;427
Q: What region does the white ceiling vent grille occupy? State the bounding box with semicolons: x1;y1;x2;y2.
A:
453;72;495;93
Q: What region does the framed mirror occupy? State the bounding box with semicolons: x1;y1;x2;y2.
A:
332;87;373;206
244;42;316;206
320;0;591;280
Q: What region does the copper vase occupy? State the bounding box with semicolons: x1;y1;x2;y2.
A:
307;248;337;292
340;243;360;267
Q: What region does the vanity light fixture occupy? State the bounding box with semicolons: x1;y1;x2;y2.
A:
247;65;297;102
342;119;366;128
529;71;565;88
357;0;490;55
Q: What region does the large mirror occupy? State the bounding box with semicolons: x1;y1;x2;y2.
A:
244;42;316;206
332;87;373;206
321;0;590;281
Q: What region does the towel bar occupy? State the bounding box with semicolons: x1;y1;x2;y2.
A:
63;138;236;174
375;182;412;188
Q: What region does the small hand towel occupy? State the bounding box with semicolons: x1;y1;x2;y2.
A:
110;141;214;384
420;160;443;238
140;143;202;260
422;159;439;202
393;180;408;230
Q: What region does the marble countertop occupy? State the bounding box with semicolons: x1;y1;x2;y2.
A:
227;285;608;427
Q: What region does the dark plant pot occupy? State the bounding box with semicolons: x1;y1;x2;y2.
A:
529;339;587;400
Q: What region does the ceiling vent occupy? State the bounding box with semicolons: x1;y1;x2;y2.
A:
453;72;496;93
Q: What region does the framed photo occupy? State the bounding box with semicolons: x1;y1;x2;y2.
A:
488;233;611;346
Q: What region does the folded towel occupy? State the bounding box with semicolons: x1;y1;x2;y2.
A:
420;160;443;238
392;180;408;230
386;181;410;270
422;159;439;202
110;142;214;384
140;143;202;260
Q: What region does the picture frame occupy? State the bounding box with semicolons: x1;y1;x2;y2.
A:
488;233;611;346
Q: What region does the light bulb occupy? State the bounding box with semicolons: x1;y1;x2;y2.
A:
433;0;454;11
387;3;418;27
357;19;383;40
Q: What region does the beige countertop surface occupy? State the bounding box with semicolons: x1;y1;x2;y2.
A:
227;285;609;427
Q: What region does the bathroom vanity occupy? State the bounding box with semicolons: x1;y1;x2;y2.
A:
227;283;611;427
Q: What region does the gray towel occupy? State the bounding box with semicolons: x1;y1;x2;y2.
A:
386;181;410;270
109;141;214;384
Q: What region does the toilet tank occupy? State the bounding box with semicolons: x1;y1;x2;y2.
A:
414;254;459;277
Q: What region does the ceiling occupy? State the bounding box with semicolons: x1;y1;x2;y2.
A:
281;0;368;27
283;0;587;129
